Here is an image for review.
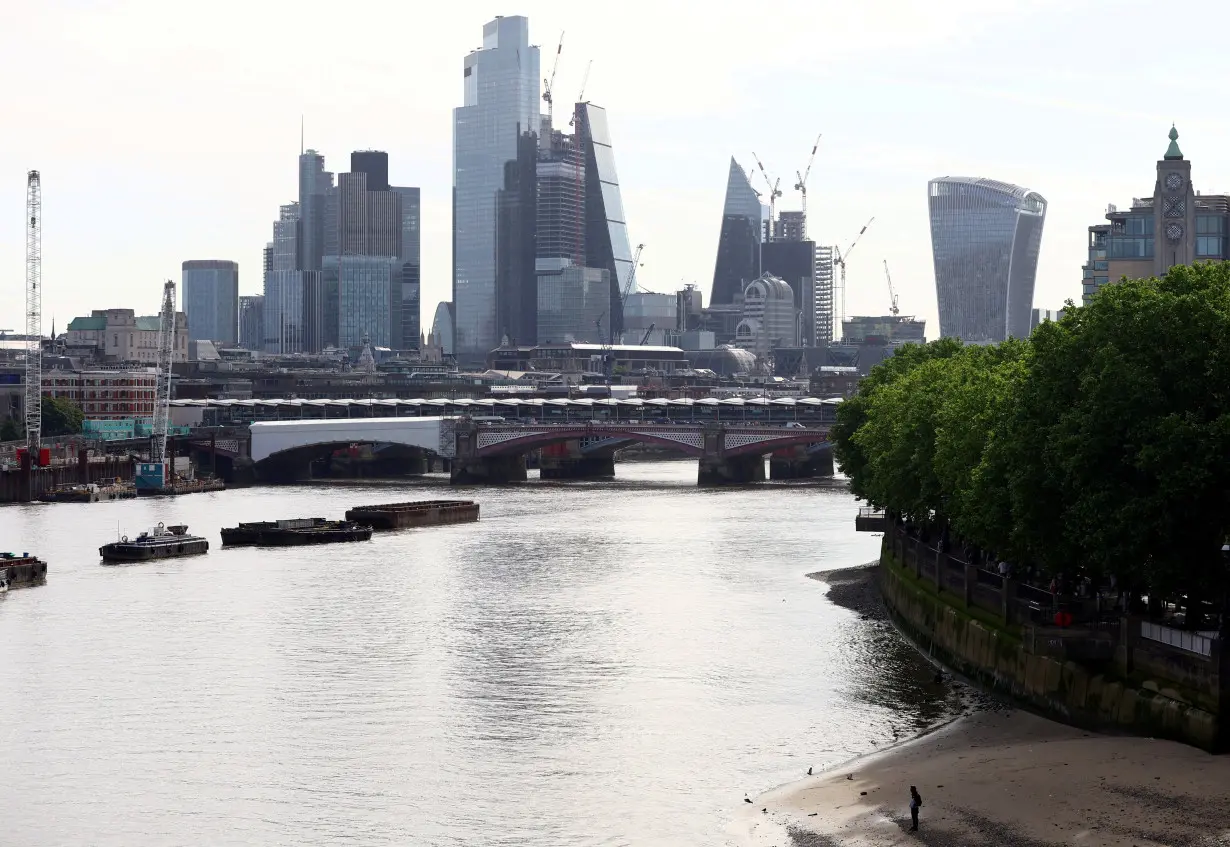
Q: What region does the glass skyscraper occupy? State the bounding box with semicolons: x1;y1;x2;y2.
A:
537;266;610;345
928;177;1046;344
711;158;765;306
264;203;304;353
453;15;540;363
181;259;239;344
238;295;264;350
334;255;401;349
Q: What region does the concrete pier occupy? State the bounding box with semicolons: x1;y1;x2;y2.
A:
768;446;835;480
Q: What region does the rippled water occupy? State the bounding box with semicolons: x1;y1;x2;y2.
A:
0;461;956;846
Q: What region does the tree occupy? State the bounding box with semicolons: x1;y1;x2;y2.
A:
0;417;20;442
41;396;84;437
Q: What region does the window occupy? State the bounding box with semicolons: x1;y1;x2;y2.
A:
1125;217;1153;235
1094;260;1108;270
1196;216;1225;235
1196;236;1223;257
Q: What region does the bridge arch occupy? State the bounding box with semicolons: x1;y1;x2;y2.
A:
250;417;450;464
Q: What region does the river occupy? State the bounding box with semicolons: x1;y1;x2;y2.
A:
0;460;958;846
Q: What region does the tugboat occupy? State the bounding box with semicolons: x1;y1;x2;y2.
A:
99;523;209;563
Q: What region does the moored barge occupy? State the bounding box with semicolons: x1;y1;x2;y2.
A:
1;552;48;589
38;479;137;504
343;500;480;531
100;523;210;563
220;518;372;547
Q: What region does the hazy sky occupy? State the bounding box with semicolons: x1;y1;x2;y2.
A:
3;0;1230;338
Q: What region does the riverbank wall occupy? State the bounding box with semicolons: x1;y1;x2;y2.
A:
878;528;1227;752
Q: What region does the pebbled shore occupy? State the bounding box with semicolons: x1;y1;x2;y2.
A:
731;564;1230;847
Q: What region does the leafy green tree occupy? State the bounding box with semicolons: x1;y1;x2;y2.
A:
41;396;84;437
0;416;20;442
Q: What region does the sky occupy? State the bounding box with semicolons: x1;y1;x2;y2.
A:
4;0;1230;339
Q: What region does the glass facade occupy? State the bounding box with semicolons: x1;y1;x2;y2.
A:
335;256;400;349
575;103;634;337
928;177;1047;343
432;302;455;356
238;295;263;350
180;260;239;344
711;158;765;306
263;271;304;354
537;266;610;345
453;16;540;363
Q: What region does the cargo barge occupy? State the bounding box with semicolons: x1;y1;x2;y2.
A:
343;500;480;531
38;479;137;503
220;519;372;547
136;477;225;497
100;523;210;563
1;552;48;589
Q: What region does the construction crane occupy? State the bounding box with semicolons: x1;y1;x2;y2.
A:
639;323;655;345
568;60;593;126
883;259;900;316
24;171;42;457
620;243;645;305
541;31;564;130
752;152;782;238
833;217;875;326
150;279;176;467
794;133;821;240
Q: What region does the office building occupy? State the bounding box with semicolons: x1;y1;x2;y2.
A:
575;102;634;333
453;15;540;362
263;203;305;354
351;150;390;191
622;291;678;344
928;176;1047;344
303;270;336;352
1081;127;1230;304
536;266;610;345
332;255;402;349
299;149;333;273
841;315;926;346
677;285;703;332
238;295;264;350
497;129;541;346
432;302;456;357
391;185;422;349
181;260;239;345
335;170;402;258
761;240;815;346
815;246;835;343
710;158;765;306
42;369;158;419
734;274;798;356
1030;308;1064;331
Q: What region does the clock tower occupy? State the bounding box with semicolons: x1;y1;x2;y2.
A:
1154;125;1195;275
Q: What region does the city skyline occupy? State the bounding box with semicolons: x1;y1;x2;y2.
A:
6;2;1230;340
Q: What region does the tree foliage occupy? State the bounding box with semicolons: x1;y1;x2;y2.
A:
42;396;84;437
0;417;20;442
834;261;1230;603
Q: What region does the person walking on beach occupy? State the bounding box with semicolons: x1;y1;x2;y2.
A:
908;785;922;831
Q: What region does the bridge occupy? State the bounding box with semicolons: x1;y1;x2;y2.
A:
244;417;833;485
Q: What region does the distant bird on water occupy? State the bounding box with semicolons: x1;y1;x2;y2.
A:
807;767;813;776
744;795;752;804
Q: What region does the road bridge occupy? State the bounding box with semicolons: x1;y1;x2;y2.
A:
246;417;832;485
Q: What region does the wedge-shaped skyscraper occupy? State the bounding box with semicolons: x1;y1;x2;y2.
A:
710;158;765;306
928;177;1046;344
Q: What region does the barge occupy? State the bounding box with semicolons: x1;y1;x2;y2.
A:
221;517;329;546
343;500;480;531
136;477;225;497
38;479;137;503
219;519;373;547
1;552;48;589
100;523;210;563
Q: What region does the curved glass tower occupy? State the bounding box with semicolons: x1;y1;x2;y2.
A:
928;177;1046;344
710;158;765;306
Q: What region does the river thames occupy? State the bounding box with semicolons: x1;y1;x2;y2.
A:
0;460;957;846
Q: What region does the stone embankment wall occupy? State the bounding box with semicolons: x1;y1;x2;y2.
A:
878;534;1225;752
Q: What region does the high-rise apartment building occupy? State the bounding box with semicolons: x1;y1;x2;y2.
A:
928;177;1047;344
181;259;239;345
453;15;540;363
1081;127;1230;304
710;158;765;306
238;295;264;350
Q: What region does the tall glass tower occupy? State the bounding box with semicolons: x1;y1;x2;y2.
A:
927;177;1047;344
453;15;540;363
710;158;765;306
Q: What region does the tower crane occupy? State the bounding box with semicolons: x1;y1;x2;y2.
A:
150;279;177;467
24;171;42;457
751;152;782;239
568;60;593;126
833;217;874;327
883;259;900;316
794;133;821;240
541;31;564;130
620;243;645;305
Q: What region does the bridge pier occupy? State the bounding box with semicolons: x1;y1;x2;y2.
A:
450;454;528;485
698;454;766;485
540;455;616;480
769;446;835;480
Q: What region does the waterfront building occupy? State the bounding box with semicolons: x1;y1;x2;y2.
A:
734;274;798;357
238;295;264;350
65;309;188;364
181;260;239;345
710;158;765;306
928;176;1047;344
453;15;540;363
1081;127;1229;304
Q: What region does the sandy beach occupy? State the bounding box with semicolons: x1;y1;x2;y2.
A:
730;565;1230;847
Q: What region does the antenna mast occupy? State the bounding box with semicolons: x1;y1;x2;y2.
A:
151;279;176;464
25;171;42;455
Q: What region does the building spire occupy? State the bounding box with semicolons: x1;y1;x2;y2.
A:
300;114;304;155
1164;124;1183;160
